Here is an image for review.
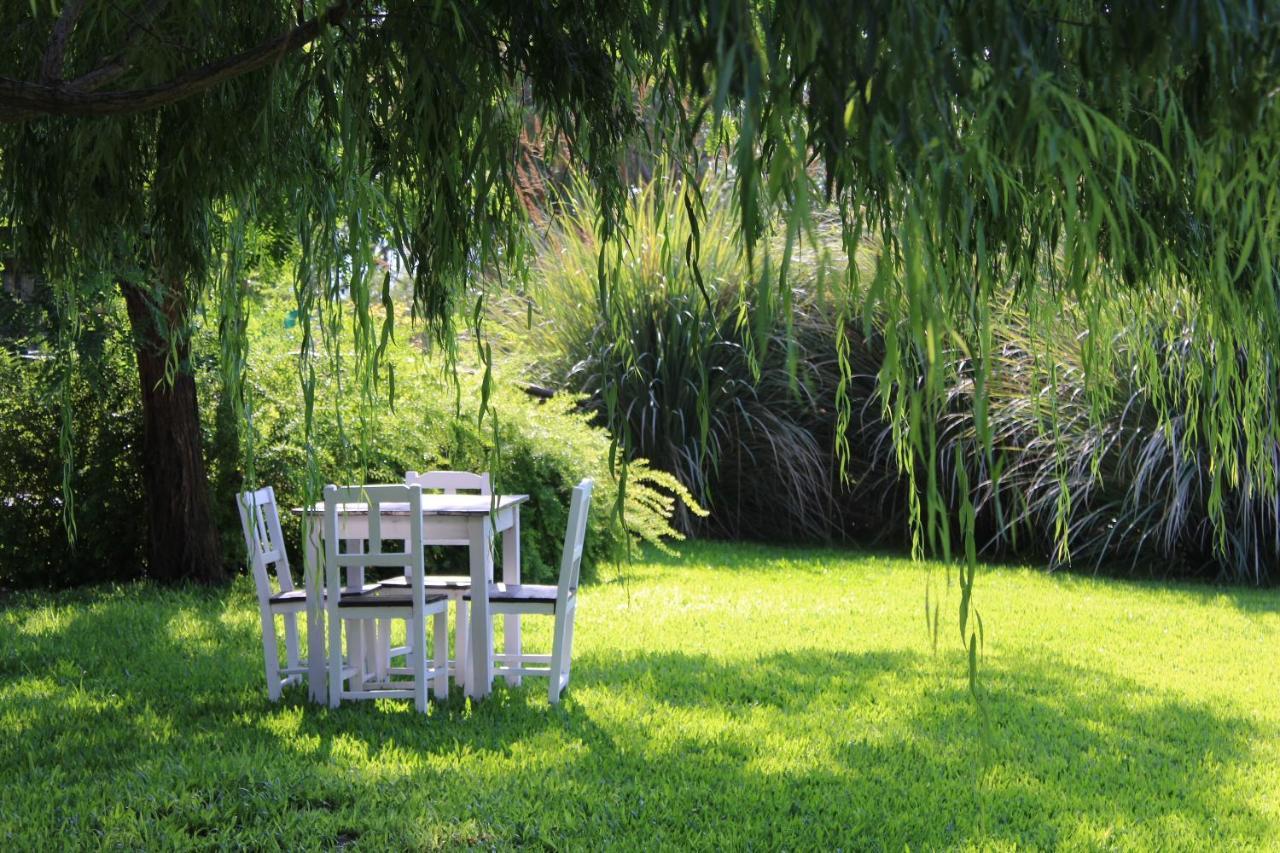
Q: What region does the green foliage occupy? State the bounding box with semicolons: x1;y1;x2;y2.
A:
933;302;1280;584
0;275;692;589
518;176;1280;583
657;0;1280;659
1;541;1277;847
508;174;866;542
234;285;696;584
5;1;1280;689
0;310;145;588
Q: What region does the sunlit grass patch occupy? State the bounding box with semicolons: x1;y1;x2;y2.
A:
1;542;1277;848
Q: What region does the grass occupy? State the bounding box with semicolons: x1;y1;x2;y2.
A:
1;542;1278;849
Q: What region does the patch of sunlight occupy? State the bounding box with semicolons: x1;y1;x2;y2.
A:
742;718;844;777
257;714;331;759
11;604;74;637
60;682;129;714
1062;815;1133;849
346;744;420;782
504;730;591;768
326;730;397;770
217;606;258;633
252;704;306;737
164;607;220;651
128;702;177;748
0;676;59;733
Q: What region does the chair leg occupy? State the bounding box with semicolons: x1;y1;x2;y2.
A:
433;611;449;699
261;606;282;702
328;608;344;708
376;614;396;660
373;619;388;678
362;620;379;681
504;612;522;688
412;615;429;712
283;610;302;674
455;598;469;682
548;611;568;705
347;618;366;691
562;607;577;686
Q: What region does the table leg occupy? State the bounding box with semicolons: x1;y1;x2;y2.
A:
502;506;522;687
467;516;494;699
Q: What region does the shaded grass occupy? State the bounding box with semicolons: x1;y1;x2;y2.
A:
1;542;1277;849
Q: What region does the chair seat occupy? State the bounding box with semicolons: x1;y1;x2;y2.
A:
463;583;561;604
269;588;311;606
379;574;471;590
337;585;448;609
272;582;384;606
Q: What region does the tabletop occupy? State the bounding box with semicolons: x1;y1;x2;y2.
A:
291;493;528;517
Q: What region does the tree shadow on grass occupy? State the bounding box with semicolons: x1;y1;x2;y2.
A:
1038;566;1280;619
286;646;1273;848
0;583;281;787
1211;586;1280;615
1;587;1274;848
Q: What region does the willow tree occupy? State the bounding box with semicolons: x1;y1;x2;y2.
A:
0;0;642;582
2;0;1278;662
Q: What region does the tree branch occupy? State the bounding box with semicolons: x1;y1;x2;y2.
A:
65;0;172;93
40;0;90;83
2;1;351;123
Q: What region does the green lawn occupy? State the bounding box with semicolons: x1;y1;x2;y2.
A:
2;542;1278;849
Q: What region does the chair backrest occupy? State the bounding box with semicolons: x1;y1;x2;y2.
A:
556;479;594;607
236;486;294;606
323;483;425;592
403;471;493;550
405;470;492;495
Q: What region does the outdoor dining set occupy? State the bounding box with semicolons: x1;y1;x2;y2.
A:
235;471;593;711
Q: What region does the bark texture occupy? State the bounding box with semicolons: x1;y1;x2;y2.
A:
120;277;225;584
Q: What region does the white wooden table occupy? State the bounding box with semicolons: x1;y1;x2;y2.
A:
294;493;528;702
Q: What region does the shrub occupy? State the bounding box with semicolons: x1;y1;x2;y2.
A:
505;174;896;543
513;174;1279;584
0;276;694;589
234;286;697;585
0;309;147;588
933;314;1280;583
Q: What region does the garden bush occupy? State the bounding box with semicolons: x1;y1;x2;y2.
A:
0;298;146;588
232;285;697;585
514;175;1279;584
932;311;1280;583
0;277;694;589
503;174;901;543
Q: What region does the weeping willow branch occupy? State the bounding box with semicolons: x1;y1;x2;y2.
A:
39;0;88;84
64;0;173;92
4;0;1279;687
0;0;353;122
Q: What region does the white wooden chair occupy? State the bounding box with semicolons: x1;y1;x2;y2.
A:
324;483;449;710
236;486;312;701
381;470;493;677
465;479;592;704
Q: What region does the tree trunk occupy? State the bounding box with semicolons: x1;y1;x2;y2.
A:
119;277;226;584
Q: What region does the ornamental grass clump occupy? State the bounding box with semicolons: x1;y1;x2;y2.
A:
509;173;894;543
516;174;1280;584
930;305;1280;584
